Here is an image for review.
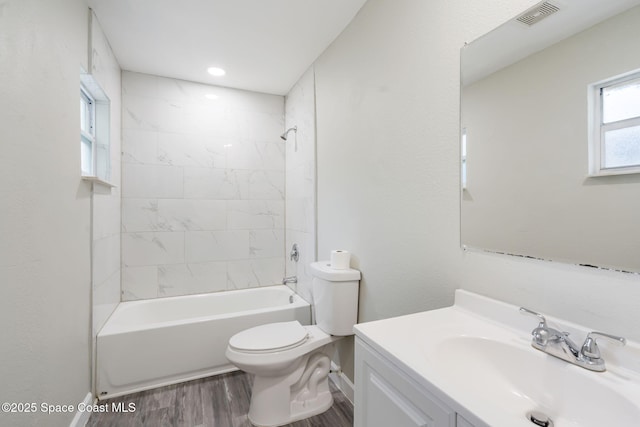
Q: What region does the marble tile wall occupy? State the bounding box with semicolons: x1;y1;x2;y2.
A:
121;71;286;300
284;67;317;305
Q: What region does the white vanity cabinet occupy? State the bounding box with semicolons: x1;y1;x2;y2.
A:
355;337;458;427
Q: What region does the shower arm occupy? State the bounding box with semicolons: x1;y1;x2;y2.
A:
280;126;297;141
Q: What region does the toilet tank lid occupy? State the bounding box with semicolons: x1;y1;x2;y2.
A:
310;261;361;281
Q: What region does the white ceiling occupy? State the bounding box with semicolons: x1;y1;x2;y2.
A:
88;0;368;95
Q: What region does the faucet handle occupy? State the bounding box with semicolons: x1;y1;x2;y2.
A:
520;307;550;346
290;243;299;262
581;332;626;360
519;307;547;328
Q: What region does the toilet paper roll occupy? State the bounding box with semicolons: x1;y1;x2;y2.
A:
330;250;351;270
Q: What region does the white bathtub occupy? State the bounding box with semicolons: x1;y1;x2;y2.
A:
96;285;311;399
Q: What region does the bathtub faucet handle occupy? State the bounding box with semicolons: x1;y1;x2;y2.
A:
290;243;299;262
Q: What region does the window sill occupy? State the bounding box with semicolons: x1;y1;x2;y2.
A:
82;175;117;189
588;166;640;177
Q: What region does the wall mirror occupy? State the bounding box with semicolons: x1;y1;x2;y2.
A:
461;0;640;273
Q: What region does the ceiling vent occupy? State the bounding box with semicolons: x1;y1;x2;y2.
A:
516;1;560;26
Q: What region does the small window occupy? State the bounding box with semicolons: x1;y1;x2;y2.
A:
589;71;640;176
80;87;96;176
80;73;111;183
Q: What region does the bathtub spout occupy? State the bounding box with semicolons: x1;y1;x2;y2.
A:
282;276;297;285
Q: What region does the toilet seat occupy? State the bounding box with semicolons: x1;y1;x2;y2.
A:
228;321;309;353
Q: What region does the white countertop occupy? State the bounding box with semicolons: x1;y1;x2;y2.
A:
354;290;640;427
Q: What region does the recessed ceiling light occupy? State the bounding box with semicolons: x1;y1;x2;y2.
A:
205;93;219;100
207;67;226;77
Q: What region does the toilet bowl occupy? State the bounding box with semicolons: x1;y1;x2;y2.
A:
226;322;341;426
225;261;360;427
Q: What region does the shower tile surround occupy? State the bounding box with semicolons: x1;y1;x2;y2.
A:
121;72;286;300
284;67;317;304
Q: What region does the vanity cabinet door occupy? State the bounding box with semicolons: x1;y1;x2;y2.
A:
355;338;455;427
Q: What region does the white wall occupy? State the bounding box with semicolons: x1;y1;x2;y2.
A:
121;72;286;299
284;67;317;304
0;1;92;426
310;0;640;382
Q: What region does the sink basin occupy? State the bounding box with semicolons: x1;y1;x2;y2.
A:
430;336;640;426
354;290;640;427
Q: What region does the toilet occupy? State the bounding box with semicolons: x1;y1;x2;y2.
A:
225;261;361;427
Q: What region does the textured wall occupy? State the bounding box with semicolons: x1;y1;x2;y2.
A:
0;0;92;426
121;72;286;299
312;0;536;381
314;0;513;325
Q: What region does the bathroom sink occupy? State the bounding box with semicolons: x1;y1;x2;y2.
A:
354;290;640;427
430;336;640;426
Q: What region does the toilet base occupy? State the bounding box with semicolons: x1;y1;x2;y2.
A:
249;381;333;427
247;349;334;427
290;385;334;421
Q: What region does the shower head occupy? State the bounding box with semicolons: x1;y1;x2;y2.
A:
280;126;297;141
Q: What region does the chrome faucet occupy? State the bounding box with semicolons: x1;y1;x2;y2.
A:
520;307;626;372
282;275;297;285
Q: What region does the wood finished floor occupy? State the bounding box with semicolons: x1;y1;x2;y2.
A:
87;371;353;427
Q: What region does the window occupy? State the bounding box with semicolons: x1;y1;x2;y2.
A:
80;73;111;183
589;71;640;176
80;87;96;176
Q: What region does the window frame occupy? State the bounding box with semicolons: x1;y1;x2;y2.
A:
589;70;640;176
81;85;97;176
80;73;112;184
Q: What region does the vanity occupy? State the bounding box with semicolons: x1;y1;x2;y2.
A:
353;290;640;427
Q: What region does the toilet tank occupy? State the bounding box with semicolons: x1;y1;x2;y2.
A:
310;261;361;336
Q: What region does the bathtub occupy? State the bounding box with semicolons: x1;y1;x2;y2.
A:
96;285;310;399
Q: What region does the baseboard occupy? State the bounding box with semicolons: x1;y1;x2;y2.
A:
329;362;354;404
69;392;93;427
